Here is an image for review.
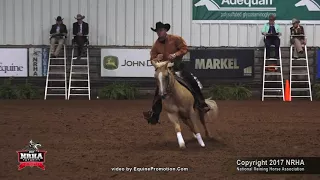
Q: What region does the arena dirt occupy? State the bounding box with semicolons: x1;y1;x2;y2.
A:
0;100;319;180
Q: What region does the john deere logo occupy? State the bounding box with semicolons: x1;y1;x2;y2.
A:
103;56;118;70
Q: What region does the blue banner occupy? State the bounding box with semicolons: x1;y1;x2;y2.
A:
42;48;48;76
317;49;320;79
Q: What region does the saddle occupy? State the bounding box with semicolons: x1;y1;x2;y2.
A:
173;72;196;97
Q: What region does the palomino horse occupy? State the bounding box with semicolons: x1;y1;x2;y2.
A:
152;61;218;149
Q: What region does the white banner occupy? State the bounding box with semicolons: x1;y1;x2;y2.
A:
29;48;43;76
101;49;154;77
0;48;28;77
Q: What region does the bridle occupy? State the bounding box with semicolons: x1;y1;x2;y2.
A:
154;62;176;99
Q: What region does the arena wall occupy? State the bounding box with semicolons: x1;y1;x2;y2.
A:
0;45;318;98
1;0;320;47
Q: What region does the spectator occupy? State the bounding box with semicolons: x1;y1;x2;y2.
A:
73;14;89;59
290;18;305;58
261;14;281;59
49;16;67;58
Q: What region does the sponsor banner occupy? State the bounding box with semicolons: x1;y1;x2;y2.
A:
42;48;49;77
29;48;49;77
185;49;254;78
101;49;154;77
0;48;28;77
193;0;320;24
317;49;320;79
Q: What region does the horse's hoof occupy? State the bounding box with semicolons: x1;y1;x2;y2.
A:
179;144;186;149
199;141;205;147
200;144;206;148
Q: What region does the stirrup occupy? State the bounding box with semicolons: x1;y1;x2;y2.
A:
143;110;154;119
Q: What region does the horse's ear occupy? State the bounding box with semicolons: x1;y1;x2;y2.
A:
151;60;158;69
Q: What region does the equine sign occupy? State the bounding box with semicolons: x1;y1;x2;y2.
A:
0;48;28;77
101;49;154;77
185;49;254;78
193;0;320;24
16;140;47;170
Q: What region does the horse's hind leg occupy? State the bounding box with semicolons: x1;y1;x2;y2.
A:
183;118;197;138
167;113;186;149
190;111;205;147
200;112;211;138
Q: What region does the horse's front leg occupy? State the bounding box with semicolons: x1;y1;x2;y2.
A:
167;113;186;149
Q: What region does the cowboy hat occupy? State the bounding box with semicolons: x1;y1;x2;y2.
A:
74;14;85;20
268;14;276;20
151;22;170;32
55;16;63;21
292;18;300;24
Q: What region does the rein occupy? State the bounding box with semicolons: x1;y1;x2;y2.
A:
161;69;176;99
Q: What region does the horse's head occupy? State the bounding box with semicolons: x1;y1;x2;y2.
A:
194;0;220;11
295;0;320;11
295;0;306;7
195;0;207;7
152;61;175;98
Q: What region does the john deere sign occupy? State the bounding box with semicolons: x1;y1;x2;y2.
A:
103;56;119;70
100;49;154;77
193;0;320;23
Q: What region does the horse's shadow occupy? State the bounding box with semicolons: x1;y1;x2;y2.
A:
140;137;228;152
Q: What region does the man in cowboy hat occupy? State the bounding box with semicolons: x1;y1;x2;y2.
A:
142;21;210;125
261;14;281;59
290;18;305;58
73;14;89;59
49;16;68;57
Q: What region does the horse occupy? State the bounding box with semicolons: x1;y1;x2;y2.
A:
194;0;220;11
295;0;320;11
151;61;218;149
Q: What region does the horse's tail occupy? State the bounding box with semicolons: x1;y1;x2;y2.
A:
204;98;218;122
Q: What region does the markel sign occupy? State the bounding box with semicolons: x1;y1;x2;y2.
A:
195;58;240;70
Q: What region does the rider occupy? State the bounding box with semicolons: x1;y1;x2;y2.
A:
143;22;210;125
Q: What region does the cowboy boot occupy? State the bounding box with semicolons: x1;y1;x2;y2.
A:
197;95;211;113
143;88;162;124
143;98;162;124
188;77;210;113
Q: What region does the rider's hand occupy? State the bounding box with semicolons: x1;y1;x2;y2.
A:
168;53;176;60
156;54;163;61
262;32;267;36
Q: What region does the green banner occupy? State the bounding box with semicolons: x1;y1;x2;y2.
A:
193;0;320;23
